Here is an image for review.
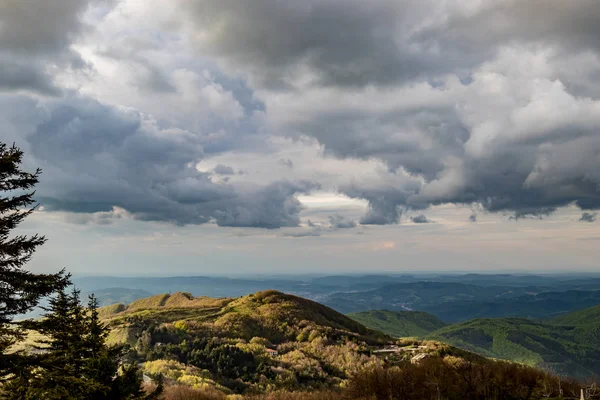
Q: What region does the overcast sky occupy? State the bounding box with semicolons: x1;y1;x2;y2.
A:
2;0;599;276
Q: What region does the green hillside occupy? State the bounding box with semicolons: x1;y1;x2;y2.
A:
549;304;600;326
97;290;398;393
95;290;587;396
348;310;447;337
548;304;600;348
427;317;600;379
101;290;390;345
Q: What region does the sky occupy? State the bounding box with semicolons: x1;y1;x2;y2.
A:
1;0;599;276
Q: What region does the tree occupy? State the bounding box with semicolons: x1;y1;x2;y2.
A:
7;290;151;399
0;143;150;399
0;143;69;377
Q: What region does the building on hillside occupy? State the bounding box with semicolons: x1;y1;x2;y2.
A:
410;353;431;365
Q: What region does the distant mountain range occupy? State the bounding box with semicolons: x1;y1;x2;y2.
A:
74;273;600;324
73;272;600;380
348;310;447;337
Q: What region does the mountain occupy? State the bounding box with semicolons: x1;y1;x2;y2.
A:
549;304;600;326
419;289;600;322
72;274;600;323
96;290;585;397
322;280;600;323
427;312;600;379
322;282;546;315
98;290;398;393
547;304;600;346
348;310;447;337
101;290;391;346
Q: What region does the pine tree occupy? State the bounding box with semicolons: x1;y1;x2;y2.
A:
7;291;151;399
84;294;126;400
0;143;154;398
13;289;93;399
0;143;69;377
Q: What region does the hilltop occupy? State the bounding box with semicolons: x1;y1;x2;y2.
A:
348;310;447;337
96;290;397;393
100;290;389;346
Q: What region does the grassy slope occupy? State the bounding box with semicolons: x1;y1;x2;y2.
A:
348;310;447;337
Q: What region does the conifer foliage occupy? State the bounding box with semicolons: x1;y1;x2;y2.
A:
6;291;147;399
0;143;152;399
0;143;69;374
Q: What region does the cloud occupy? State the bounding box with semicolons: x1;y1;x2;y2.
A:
2;0;600;231
328;215;357;229
580;212;597;223
174;0;600;222
1;94;315;228
0;0;109;95
0;58;62;96
269;49;600;221
282;229;321;238
178;0;600;91
410;214;433;224
213;164;236;175
179;0;436;89
212;180;318;228
341;176;422;225
278;158;294;169
63;207;129;225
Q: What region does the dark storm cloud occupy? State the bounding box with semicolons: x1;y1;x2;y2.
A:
0;0;108;95
2;0;599;229
439;0;600;55
212;164;236;176
0;0;98;54
0;59;62;96
580;212;597;223
411;215;432;224
284;102;465;180
341;184;418;225
3;94;315;228
180;0;467;89
179;0;600;223
181;0;600;90
212;180;318;228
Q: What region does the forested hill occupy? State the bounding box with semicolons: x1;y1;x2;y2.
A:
425;305;600;380
343;303;600;380
95;290;589;397
549;304;600;328
100;290;391;345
